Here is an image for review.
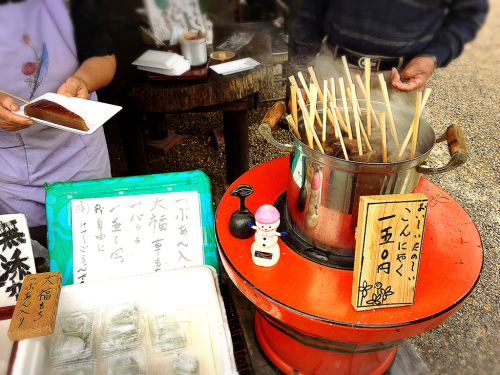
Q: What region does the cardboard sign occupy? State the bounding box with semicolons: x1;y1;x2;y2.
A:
0;214;36;308
8;272;62;341
71;191;204;284
352;194;428;311
144;0;206;42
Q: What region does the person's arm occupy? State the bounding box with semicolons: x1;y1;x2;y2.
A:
56;0;116;99
57;55;116;99
392;0;488;92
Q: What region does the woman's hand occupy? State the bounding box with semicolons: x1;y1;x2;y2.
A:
56;76;89;99
0;93;34;131
390;56;435;92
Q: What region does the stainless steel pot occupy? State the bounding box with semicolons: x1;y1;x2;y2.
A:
260;99;467;257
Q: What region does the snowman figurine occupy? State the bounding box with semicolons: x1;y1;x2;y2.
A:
247;204;287;267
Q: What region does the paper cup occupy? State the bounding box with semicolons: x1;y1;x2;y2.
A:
179;32;208;67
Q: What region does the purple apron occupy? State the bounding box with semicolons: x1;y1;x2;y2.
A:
0;0;111;227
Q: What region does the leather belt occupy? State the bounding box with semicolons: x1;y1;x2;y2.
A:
327;39;410;72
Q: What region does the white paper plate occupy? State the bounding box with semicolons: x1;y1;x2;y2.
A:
14;93;122;135
209;57;260;75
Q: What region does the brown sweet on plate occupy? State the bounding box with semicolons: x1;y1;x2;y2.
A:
24;99;88;131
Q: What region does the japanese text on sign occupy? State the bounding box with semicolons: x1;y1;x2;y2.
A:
72;191;204;284
0;214;35;307
7;271;62;341
352;194;429;311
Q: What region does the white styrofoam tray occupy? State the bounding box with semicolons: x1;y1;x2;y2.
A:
10;266;237;375
209;57;260;75
14;93;122;135
132;50;183;70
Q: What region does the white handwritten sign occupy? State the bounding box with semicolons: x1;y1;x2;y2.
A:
144;0;206;42
0;214;36;307
71;191;204;284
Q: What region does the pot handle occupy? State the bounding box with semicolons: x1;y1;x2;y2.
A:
416;125;467;174
259;124;293;153
258;102;293;153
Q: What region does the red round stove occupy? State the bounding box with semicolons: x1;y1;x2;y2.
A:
216;157;483;375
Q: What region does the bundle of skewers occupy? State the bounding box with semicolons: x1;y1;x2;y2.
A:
286;57;432;163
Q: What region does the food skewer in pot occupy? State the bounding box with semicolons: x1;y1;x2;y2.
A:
364;57;372;135
322;80;328;144
309;83;318;128
345;86;372;151
296;71;322;126
398;88;432;158
351;85;363;156
411;91;423;158
354;74;381;128
298;90;325;153
329;102;349;160
290;84;299;131
297;90;313;148
378;73;399;145
297;72;310;100
338;77;352;140
286;114;301;140
379;111;388;163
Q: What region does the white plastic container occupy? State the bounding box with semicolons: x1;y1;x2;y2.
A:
179;32;208;67
48;309;97;364
10;266;237;375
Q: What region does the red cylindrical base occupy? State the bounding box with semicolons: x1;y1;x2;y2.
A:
255;310;396;375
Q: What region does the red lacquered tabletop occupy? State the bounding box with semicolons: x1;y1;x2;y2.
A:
216;157;483;329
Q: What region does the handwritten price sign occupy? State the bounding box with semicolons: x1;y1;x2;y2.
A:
352;194;428;311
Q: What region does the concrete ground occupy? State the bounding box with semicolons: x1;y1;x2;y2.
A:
104;1;500;373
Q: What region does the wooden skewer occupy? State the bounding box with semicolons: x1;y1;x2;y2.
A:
295;72;322;126
329;78;338;138
345;82;363;120
338;77;352;140
333;107;349;134
308;67;325;103
309;84;318;129
322;80;328;143
288;75;298;87
379;111;387;163
297;72;311;100
354;74;381;128
364;57;371;136
0;90;31;105
291;85;299;131
140;26;166;46
341;56;354;87
378;73;399;145
298;93;324;152
297;92;313;148
350;86;372;151
327;103;340;140
286;114;301;140
330;102;349;160
411;92;423;158
350;85;363;156
398;88;432;158
330;78;336;107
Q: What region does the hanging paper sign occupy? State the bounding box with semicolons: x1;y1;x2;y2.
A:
71;191;204;284
0;214;36;308
352;194;428;311
144;0;206;42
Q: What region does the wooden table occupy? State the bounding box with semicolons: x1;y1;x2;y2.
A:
215;157;483;375
109;24;274;184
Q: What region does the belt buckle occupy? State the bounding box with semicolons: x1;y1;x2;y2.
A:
357;57;381;72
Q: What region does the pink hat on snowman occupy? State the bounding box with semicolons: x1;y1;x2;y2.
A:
255;204;280;224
